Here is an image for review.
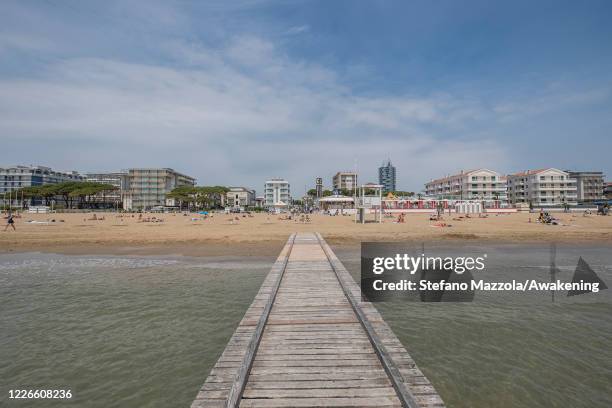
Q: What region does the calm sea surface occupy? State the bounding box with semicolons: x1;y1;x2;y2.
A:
0;253;272;408
1;244;612;408
338;243;612;408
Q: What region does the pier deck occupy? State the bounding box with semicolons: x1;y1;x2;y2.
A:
191;232;444;408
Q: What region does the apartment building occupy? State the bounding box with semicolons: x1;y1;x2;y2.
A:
332;172;358;192
226;187;255;209
264;179;290;207
85;172;127;206
566;171;605;203
1;165;83;194
425;169;507;202
122;168;196;210
506;168;577;207
605;182;612;200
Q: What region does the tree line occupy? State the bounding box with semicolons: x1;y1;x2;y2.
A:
166;186;230;210
14;182;118;209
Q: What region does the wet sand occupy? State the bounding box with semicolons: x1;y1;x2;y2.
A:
2;212;611;255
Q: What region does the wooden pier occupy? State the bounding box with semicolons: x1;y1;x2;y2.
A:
191;232;444;408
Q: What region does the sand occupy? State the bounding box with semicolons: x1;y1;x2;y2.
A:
1;211;611;256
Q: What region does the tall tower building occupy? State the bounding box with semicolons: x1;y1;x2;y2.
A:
378;159;396;192
315;177;323;198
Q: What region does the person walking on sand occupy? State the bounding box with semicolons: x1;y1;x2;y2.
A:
4;212;16;231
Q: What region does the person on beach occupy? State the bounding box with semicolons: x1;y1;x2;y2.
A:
4;212;16;231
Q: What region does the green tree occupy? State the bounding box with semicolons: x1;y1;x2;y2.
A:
168;186;230;210
16;181;118;209
197;186;230;209
166;185;197;210
69;182;118;209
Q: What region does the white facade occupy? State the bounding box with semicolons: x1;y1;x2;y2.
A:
123;168;196;210
425;169;507;202
85;172;127;205
226;187;255;208
332;172;358;192
507;168;577;207
264;179;290;207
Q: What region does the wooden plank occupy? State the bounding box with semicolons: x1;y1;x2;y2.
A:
222;233;297;407
242;387;398;398
244;379;392;389
239;397;402;407
246;372;391;382
315;233;445;408
315;233;424;408
192;232;445;408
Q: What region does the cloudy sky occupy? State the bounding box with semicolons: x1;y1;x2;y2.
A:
1;0;611;194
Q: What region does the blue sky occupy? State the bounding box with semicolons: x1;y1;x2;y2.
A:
1;0;611;193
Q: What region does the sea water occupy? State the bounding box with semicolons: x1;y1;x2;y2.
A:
1;245;611;408
337;243;612;408
0;253;272;408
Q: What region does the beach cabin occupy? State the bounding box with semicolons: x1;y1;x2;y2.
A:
318;195;354;211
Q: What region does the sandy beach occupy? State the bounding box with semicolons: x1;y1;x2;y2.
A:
2;211;611;255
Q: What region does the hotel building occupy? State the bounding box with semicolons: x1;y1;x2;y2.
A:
506;168;577;207
264;179;290;207
604;182;612;199
122;168;196;210
566;171;605;203
226;187;256;209
425;169;507;202
332;172;358;192
85;172;127;206
1;165;83;194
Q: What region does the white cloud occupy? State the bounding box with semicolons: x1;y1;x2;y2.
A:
0;38;510;192
2;1;608;193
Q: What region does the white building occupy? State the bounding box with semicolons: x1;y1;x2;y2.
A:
507;168;577;207
425;169;507;202
226;187;255;209
332;172;358;192
85;172;127;206
122;168;196;210
264;179;290;207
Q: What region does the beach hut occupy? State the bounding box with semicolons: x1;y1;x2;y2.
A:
318;195;354;210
